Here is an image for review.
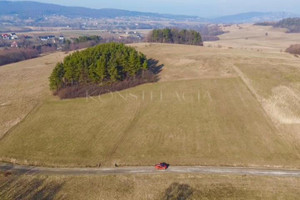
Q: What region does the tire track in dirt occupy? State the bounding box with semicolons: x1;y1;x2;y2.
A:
104;98;143;162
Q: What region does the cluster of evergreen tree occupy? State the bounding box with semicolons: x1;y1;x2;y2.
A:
49;43;149;91
147;28;203;46
73;35;102;44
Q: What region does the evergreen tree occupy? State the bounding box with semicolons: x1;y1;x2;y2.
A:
148;28;203;46
129;51;138;76
95;56;107;82
108;60;119;82
49;62;65;91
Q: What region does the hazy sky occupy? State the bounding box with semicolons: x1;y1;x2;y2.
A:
10;0;300;17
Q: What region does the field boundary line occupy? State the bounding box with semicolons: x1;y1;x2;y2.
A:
0;100;43;141
105;100;142;162
231;64;280;132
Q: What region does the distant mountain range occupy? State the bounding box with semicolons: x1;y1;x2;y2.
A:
0;1;299;23
212;12;300;23
0;1;202;21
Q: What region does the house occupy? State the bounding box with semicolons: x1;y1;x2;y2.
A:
10;33;18;40
2;34;10;40
39;35;56;41
59;36;64;41
11;41;18;48
39;36;48;41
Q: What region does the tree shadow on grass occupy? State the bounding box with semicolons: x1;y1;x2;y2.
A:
148;58;164;80
0;166;65;200
162;182;252;200
163;182;194;200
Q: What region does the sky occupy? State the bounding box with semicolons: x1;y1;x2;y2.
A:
10;0;300;17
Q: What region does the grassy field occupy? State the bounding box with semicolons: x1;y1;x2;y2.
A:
1;173;299;200
131;43;237;82
0;43;300;167
207;24;300;52
1;77;298;167
0;51;68;139
1;25;300;168
207;24;300;142
1;25;300;199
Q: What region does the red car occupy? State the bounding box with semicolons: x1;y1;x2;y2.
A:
155;163;169;170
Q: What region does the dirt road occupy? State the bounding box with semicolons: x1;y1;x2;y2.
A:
1;163;300;177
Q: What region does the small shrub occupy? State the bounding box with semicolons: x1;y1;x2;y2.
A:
286;44;300;55
163;183;194;200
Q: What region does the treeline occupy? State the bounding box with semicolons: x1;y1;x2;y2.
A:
256;18;300;33
147;28;203;46
254;22;276;26
198;25;225;41
286;44;300;55
0;35;142;66
49;43;151;94
0;44;58;66
274;18;300;33
63;35;141;51
63;35;103;51
167;24;225;41
0;48;39;66
0;35;105;66
73;35;102;44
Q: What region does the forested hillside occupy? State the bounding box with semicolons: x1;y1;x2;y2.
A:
147;28;203;46
212;12;298;23
49;43;154;98
0;1;199;21
257;18;300;33
0;49;39;66
274;18;300;32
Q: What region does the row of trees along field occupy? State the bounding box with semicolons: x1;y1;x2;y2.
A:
274;18;300;33
0;48;39;66
49;43;149;91
147;28;203;46
256;18;300;33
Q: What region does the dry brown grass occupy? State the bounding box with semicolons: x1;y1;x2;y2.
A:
0;69;299;167
131;43;237;82
134;41;300;143
1;27;300;198
1;27;300;168
0;173;299;200
0;51;70;139
202;24;300;142
232;54;300;141
207;24;300;52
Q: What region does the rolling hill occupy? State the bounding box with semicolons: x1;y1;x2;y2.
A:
212;12;300;23
0;1;201;20
0;1;299;24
